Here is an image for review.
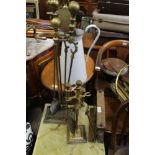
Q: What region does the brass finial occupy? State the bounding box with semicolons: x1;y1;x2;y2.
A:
51;17;61;29
47;0;59;7
47;0;59;12
68;1;80;18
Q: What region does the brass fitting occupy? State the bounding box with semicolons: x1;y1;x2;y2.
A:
68;1;80;18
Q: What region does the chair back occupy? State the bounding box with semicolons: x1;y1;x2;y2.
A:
95;40;129;72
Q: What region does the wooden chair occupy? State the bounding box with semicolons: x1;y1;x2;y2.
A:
109;100;129;155
95;39;129;72
95;40;129;155
96;90;129;155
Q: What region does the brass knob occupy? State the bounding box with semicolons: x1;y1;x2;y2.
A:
51;17;61;29
76;80;82;87
65;83;71;89
47;0;59;6
47;0;59;12
68;1;80;17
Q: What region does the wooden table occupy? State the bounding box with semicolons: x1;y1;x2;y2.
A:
32;103;105;155
41;55;95;90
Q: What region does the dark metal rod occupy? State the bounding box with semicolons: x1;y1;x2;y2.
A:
67;54;74;83
64;52;67;87
64;41;69;87
75;108;79;130
67;42;78;83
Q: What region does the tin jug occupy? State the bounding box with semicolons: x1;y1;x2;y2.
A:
60;24;100;85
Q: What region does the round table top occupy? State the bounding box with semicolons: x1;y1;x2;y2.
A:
101;58;128;76
41;55;94;90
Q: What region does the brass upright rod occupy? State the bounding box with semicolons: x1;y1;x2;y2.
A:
64;41;69;88
54;39;62;104
53;42;56;98
57;44;63;104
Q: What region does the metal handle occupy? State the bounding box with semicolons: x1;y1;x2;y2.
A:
84;24;101;61
115;65;129;99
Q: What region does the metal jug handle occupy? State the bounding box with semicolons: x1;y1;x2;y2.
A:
84;24;101;62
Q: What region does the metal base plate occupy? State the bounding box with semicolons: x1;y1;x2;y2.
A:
44;105;67;124
67;125;87;144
